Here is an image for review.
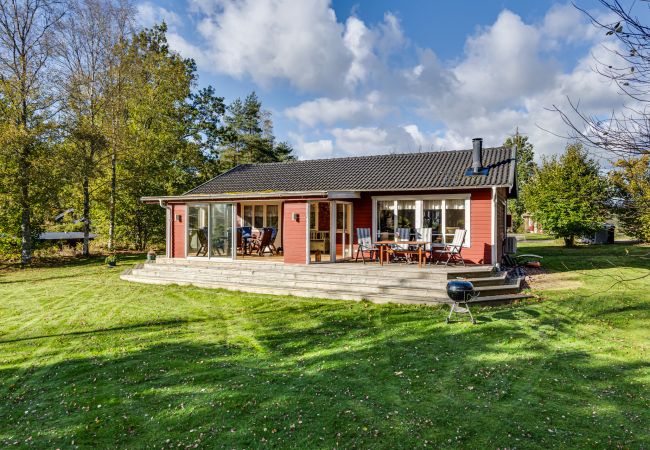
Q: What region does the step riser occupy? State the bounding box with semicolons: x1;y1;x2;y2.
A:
121;275;447;304
135;267;448;288
153;259;495;277
137;265;508;289
131;270;448;298
129;268;516;298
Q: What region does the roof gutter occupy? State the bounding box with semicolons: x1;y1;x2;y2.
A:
141;190;361;204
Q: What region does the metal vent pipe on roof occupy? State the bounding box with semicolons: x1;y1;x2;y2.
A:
472;138;483;174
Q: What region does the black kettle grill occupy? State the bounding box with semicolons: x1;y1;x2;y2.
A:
445;280;477;324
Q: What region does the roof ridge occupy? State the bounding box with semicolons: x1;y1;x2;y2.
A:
246;146;506;166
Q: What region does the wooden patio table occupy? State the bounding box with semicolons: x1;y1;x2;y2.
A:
375;240;429;268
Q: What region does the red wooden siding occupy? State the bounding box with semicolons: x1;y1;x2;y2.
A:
283;202;307;264
166;188;501;264
352;189;494;264
468;189;492;264
171;204;185;258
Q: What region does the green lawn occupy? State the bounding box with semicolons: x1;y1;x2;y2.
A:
0;244;648;448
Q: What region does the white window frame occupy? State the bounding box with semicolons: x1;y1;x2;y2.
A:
371;194;471;248
239;202;282;230
185;202;237;260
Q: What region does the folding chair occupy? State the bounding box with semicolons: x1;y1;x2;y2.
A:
391;227;412;263
355;228;378;263
434;229;466;266
415;227;433;264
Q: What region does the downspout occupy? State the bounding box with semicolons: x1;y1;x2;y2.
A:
159;199;172;258
491;186;498;268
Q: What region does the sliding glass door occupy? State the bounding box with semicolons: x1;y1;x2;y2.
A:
335;202;353;260
188;205;209;257
210;203;234;258
187;203;234;259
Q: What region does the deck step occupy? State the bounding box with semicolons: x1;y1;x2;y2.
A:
120;273;449;305
129;269;448;298
122;259;527;306
470;292;535;303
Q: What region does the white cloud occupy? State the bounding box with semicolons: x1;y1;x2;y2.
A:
288;133;335;159
173;1;406;94
189;0;351;93
163;1;632;161
453;10;556;108
330;126;419;156
136;2;182;29
284;91;389;127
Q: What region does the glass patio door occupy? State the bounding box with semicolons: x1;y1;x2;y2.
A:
187;203;234;259
210;203;234;258
335;202;353;260
187;204;209;257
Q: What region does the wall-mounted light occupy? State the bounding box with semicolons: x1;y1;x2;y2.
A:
175;214;182;222
292;212;299;222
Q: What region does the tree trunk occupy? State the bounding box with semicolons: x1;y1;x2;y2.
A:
108;146;117;251
19;153;31;266
564;236;574;247
82;174;90;256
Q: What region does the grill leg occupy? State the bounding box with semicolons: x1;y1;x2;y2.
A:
463;300;476;324
446;302;456;323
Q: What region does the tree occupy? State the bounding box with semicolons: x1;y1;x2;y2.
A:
107;24;213;250
554;1;650;158
58;0;136;256
220;92;294;171
503;132;536;232
524;144;610;246
609;155;650;242
0;0;64;264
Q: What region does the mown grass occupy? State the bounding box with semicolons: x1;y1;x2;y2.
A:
0;244;648;448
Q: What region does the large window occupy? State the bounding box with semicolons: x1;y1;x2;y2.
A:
374;197;470;246
266;205;279;228
377;201;395;240
397;200;416;231
188;203;234;258
240;204;281;230
423;200;443;243
445;199;465;243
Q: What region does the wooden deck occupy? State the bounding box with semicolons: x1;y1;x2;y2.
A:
122;258;530;305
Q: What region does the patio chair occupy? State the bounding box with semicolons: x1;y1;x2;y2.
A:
391;227;413;262
269;227;278;254
415;227;433;264
196;227;208;256
250;227;274;256
434;229;466;266
355;228;378;264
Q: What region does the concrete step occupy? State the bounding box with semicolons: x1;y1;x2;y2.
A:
128;266;518;300
135;265;449;288
130;268;448;298
120;273;449;305
469;292;535;304
447;272;508;286
152;258;495;278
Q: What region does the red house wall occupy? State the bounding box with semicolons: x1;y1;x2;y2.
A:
468;189;493;264
170;203;185;258
351;189;495;264
283;202;307;264
165;188;502;265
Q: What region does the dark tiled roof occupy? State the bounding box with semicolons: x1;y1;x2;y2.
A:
186;147;515;195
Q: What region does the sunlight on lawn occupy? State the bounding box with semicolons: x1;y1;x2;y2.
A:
0;244;648;448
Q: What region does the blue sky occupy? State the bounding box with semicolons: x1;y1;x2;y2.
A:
137;0;627;160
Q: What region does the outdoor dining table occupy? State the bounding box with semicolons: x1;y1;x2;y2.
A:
374;240;429;268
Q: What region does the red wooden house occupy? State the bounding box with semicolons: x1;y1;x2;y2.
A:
143;138;516;266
